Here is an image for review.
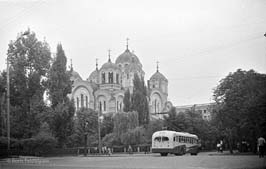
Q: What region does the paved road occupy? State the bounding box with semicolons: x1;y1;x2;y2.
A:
1;152;265;169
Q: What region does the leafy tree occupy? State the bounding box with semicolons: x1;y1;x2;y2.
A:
47;43;72;108
0;71;6;137
123;89;131;112
74;108;98;147
213;69;266;153
51;99;75;147
7;29;51;138
100;114;114;138
131;74;149;125
46;43;74;147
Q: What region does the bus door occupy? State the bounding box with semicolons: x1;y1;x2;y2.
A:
161;136;170;148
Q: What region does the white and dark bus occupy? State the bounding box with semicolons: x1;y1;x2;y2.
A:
152;130;199;156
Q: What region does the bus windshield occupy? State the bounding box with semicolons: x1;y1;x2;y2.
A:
162;137;169;142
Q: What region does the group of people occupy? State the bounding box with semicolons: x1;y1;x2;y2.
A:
216;137;265;158
101;146;112;156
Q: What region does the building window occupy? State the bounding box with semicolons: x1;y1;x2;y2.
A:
108;72;113;83
154;99;157;113
76;97;79;109
127;74;129;79
86;96;88;109
99;101;102;112
203;110;207;114
81;94;84;108
153;84;155;88
102;72;105;84
104;101;106;111
116;74;119;84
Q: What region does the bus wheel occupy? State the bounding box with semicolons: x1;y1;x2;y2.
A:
160;153;168;156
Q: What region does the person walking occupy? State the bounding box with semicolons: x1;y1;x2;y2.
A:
258;137;265;158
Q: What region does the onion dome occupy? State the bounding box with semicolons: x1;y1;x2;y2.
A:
100;50;121;71
87;69;99;82
69;59;82;81
125;62;142;73
115;49;142;67
100;60;120;71
70;70;82;81
150;71;168;82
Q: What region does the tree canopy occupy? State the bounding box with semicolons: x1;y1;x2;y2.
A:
6;29;51;138
213;69;266;153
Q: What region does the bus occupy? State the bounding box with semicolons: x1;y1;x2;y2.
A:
151;130;199;156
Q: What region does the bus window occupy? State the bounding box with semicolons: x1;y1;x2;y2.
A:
162;137;169;142
154;137;161;142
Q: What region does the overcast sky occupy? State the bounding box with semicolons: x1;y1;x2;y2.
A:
0;0;266;106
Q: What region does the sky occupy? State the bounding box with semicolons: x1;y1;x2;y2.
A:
0;0;266;106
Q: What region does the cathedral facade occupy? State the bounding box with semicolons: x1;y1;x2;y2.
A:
70;44;173;119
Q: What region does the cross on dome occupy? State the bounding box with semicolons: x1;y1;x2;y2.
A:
126;38;129;50
96;58;98;70
108;49;111;62
156;61;159;72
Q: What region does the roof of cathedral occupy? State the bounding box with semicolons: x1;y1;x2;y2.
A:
88;69;98;81
100;60;120;71
150;71;168;82
125;62;142;73
71;69;82;81
115;49;141;66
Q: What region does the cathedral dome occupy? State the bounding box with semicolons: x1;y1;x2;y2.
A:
150;71;168;82
125;62;142;73
115;49;141;67
100;60;120;71
71;70;82;81
88;69;99;82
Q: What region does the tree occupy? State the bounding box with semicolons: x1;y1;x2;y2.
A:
46;43;74;147
75;108;98;147
163;107;215;150
0;71;6;137
47;43;72;108
123;89;131;112
6;29;51;138
131;74;149;125
213;69;266;153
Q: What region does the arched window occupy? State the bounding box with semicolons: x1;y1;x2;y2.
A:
154;99;157;113
81;94;84;108
76;97;79;109
108;72;113;83
99;101;102;112
86;96;88;109
157;102;160;113
102;72;105;84
116;73;119;84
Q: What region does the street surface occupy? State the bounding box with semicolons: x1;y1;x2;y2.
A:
0;152;265;169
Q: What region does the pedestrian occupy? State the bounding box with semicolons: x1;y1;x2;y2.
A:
258;136;265;158
216;143;220;152
220;140;223;153
107;147;112;156
128;145;133;155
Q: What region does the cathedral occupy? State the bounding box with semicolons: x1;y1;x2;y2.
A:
70;41;173;119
